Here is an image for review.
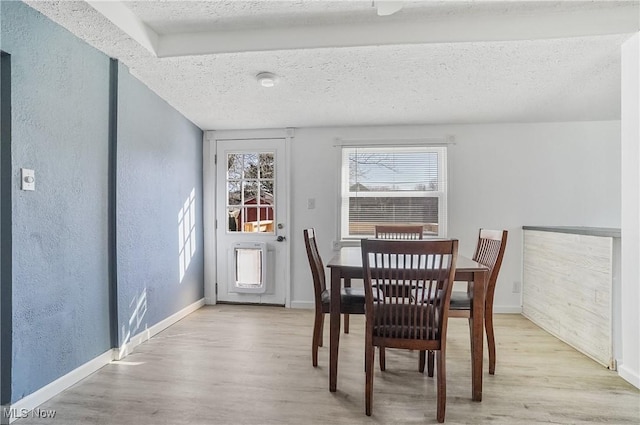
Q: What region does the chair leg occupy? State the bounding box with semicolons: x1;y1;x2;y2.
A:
419;350;425;373
379;346;386;371
344;278;351;334
436;349;446;423
485;304;496;375
427;351;435;377
365;339;375;416
468;316;474;363
312;310;323;367
318;313;324;348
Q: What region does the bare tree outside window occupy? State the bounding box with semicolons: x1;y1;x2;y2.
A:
226;152;275;233
342;146;447;238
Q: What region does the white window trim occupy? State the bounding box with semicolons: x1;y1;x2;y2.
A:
335;139;450;245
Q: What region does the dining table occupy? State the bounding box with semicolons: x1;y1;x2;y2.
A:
326;246;489;401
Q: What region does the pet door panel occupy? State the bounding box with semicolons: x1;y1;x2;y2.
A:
231;243;267;293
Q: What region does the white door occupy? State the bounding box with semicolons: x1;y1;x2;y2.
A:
215;138;288;305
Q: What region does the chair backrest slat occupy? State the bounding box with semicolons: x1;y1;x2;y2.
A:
374;224;424;240
303;228;326;306
472;229;508;305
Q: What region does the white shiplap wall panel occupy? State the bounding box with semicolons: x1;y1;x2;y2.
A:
523;230;613;367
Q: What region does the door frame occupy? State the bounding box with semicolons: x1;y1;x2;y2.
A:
203;128;293;307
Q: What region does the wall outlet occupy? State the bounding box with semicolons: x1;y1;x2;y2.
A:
512;281;522;293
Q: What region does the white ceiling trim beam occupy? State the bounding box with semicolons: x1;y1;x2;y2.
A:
86;0;159;56
156;7;640;58
375;1;404;17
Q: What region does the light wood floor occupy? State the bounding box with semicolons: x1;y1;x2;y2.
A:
16;305;640;424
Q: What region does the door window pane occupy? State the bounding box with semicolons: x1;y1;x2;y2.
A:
260;180;274;200
228;182;241;205
243;181;258;202
260;153;274;178
244;153;259;178
226;151;276;233
227;207;241;232
227;154;243;179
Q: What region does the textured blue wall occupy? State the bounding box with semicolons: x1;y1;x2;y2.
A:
1;1;205;403
1;1;111;402
116;64;204;346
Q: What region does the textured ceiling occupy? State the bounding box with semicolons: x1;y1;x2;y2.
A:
25;1;640;130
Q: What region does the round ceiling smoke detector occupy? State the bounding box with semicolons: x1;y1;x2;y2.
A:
256;72;278;88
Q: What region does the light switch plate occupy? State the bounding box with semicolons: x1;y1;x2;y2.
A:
21;168;35;191
307;198;316;209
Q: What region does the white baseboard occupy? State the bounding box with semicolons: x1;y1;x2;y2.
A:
1;298;206;424
116;298;205;360
290;301;314;309
618;364;640;389
2;350;114;424
494;305;523;314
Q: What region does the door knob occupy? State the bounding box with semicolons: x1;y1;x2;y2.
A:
276;236;286;242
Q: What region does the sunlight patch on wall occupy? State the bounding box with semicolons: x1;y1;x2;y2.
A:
178;188;197;283
118;288;148;359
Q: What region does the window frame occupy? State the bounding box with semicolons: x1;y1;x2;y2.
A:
337;143;448;242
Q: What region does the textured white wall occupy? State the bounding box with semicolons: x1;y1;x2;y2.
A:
620;32;640;389
289;122;621;312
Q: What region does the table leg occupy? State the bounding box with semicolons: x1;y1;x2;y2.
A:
471;270;486;401
329;267;342;392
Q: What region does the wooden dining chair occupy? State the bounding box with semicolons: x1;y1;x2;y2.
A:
424;229;508;376
361;238;458;422
374;224;424;240
374;224;423;370
303;228;366;367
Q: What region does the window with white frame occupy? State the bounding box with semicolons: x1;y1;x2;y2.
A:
340;145;447;239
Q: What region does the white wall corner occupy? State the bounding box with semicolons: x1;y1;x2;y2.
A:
618;364;640;389
203;132;217;305
620;32;640;389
